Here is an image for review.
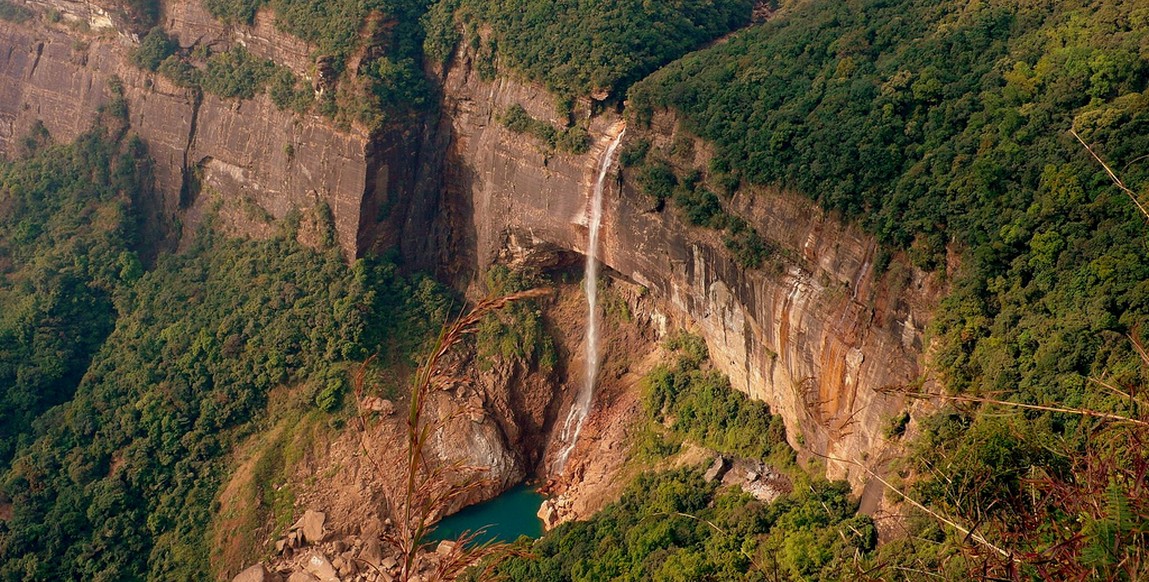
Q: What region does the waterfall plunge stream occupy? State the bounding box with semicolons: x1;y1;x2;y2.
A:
554;126;626;473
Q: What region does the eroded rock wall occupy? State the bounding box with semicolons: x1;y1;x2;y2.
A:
435;46;942;491
0;0;943;498
0;0;414;258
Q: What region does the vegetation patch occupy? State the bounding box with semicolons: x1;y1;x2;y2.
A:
0;0;33;23
424;0;755;100
644;332;793;466
198;0;433;127
499;104;589;155
476;265;556;372
131;32;315;112
635;156;778;270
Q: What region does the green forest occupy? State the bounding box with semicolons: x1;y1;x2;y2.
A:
0;114;453;578
424;0;755;101
2;0;1149;579
629;0;1149;576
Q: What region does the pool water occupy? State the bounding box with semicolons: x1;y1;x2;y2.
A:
427;484;546;545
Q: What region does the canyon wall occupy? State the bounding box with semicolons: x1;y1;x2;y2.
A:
0;0;944;494
433;44;943;491
0;0;419;258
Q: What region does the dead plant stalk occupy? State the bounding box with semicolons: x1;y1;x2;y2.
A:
353;289;548;582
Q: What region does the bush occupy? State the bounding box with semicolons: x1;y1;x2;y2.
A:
132;28;177;72
638;160;677;201
203;0;263;24
0;0;32;22
157;55;200;87
555;124;590;154
268;68;313;112
200;47;276;100
619;139;650;167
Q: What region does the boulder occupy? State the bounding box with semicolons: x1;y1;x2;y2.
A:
233;564;280;582
703;457;730;482
435;540;458;556
304;552;340;582
537;499;560;530
287;573;320;582
335;555;357;577
291;510;327;545
361;397;396;416
359;538;384;568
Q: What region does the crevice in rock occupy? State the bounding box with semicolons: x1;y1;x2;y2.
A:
178;89;203;209
27;41;43;80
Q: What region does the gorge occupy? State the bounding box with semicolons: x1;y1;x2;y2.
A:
0;0;930;548
1;0;1147;580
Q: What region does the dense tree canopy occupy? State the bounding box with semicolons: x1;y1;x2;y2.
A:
0;122;146;468
630;0;1149;575
0;119;454;579
424;0;754;101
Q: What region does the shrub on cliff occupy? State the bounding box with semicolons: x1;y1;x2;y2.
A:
499;104;591;155
200;46;277;100
203;0;264;24
268;67;314;112
475;265;556;372
644;332;792;464
131;27;177;71
0;0;32;23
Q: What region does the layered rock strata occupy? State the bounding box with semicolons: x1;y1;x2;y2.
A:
0;0;417;258
432;43;942;491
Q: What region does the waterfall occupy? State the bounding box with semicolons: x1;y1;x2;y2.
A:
555;126;626;473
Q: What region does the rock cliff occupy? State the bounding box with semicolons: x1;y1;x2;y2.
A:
0;0;941;502
0;0;423;259
431;42;944;493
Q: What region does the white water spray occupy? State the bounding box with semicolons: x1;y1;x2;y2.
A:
555;125;626;473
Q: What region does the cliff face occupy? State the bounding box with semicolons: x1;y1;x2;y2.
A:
0;0;941;495
433;45;943;491
0;0;420;258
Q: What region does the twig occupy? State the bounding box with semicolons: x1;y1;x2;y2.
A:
885;387;1149;427
808;450;1016;560
358;288;549;581
1070;129;1149;221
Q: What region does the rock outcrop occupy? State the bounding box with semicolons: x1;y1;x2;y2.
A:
0;0;425;259
233;564;281;582
431;40;942;493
